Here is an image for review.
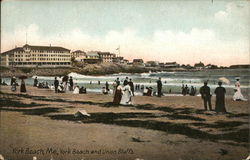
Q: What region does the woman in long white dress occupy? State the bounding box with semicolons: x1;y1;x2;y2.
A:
120;82;133;105
233;78;247;101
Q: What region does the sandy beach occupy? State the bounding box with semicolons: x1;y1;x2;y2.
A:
0;85;249;160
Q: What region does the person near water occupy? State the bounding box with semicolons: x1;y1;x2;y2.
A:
20;79;26;93
128;79;134;96
120;81;133;105
115;78;120;87
102;87;108;95
105;81;109;91
199;81;212;111
214;81;227;113
69;76;74;91
11;76;16;86
157;77;162;97
182;84;186;96
34;77;38;87
123;77;129;85
233;78;247;101
54;77;59;93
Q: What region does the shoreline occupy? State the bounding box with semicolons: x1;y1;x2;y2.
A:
1;65;246;77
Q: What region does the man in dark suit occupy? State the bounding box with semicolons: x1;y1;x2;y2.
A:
123;77;129;85
157;77;162;97
54;77;59;93
199;81;212;111
128;79;134;96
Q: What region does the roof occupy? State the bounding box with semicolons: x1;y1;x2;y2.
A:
23;44;70;52
1;44;70;55
72;50;86;53
1;47;24;55
86;51;99;56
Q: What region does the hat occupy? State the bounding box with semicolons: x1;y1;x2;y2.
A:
235;77;240;80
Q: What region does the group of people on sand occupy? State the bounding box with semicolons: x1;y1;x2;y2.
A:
9;76;26;93
53;76;86;94
199;78;247;114
182;84;197;96
112;77;135;105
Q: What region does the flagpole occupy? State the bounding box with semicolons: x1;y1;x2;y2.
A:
118;45;120;57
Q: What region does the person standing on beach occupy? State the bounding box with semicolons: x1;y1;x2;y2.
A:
69;76;74;91
33;77;38;87
128;79;135;96
157;77;162;97
54;77;59;93
20;79;26;93
214;81;226;113
199;81;212;111
105;81;109;92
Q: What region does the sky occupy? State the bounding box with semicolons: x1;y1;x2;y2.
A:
1;0;249;66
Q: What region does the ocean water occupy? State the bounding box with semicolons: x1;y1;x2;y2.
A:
2;69;250;97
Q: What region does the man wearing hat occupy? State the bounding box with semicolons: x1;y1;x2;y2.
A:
199;81;212;111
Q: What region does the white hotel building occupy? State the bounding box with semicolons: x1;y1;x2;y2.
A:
0;44;71;67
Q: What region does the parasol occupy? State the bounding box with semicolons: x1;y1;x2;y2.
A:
218;77;230;84
19;75;28;79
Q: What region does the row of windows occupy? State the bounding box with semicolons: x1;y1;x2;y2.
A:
9;62;71;65
15;54;70;57
15;58;70;61
16;50;67;53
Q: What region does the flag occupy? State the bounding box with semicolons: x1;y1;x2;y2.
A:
116;46;120;50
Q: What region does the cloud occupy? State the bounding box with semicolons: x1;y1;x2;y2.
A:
1;23;249;66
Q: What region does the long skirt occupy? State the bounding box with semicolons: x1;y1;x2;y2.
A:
113;90;122;105
20;84;26;92
215;96;226;113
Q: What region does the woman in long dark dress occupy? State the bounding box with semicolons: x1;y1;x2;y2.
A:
214;81;226;113
20;79;26;92
113;85;122;105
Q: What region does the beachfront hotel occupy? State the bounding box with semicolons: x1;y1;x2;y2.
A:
0;44;71;67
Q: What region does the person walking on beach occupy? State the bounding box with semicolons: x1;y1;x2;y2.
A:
214;81;227;113
233;78;247;101
69;76;74;91
54;77;59;93
33;77;38;87
11;76;16;86
157;77;162;97
120;81;133;105
199;81;212;111
113;84;123;105
128;79;134;96
20;79;26;93
11;80;17;92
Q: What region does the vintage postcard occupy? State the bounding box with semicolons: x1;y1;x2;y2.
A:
0;0;249;160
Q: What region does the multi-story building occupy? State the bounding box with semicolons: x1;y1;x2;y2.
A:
71;50;86;62
98;52;116;63
71;50;86;58
133;59;144;65
84;51;101;64
0;44;71;67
